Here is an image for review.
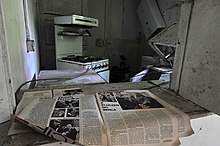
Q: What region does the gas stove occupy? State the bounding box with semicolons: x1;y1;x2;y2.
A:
54;15;110;82
57;55;109;80
61;55;103;63
57;55;109;82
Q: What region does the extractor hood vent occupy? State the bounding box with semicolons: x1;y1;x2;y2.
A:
57;27;92;37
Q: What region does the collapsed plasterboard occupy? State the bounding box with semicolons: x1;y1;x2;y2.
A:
148;23;178;66
149;23;179;47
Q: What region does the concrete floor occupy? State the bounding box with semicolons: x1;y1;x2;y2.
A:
0;120;56;146
0;120;11;146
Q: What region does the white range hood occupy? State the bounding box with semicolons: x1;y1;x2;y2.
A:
54;14;99;27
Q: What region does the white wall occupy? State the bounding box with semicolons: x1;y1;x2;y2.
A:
0;0;40;120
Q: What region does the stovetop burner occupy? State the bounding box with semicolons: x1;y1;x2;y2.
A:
62;55;103;63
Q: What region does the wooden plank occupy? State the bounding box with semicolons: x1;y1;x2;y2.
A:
150;88;210;119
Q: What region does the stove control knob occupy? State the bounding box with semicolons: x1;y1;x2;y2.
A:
100;63;104;68
97;64;101;69
104;63;108;67
102;63;106;68
92;65;96;70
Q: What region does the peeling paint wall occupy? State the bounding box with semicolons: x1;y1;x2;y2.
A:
157;0;181;27
0;2;11;123
1;0;40;111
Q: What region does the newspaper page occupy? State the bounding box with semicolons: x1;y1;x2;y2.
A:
15;88;106;145
96;91;181;146
8;90;53;136
126;90;193;137
15;90;53;115
53;88;84;97
80;95;107;146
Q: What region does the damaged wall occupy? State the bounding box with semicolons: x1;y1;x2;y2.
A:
157;0;181;27
37;0;181;76
87;0;144;76
0;0;40;112
86;0;181;76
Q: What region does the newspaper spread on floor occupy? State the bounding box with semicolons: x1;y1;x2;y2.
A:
15;88;193;146
15;88;106;145
96;90;193;146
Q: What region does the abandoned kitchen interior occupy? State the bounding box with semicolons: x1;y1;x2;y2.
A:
0;0;220;145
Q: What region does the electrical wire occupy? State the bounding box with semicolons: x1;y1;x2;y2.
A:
15;69;91;100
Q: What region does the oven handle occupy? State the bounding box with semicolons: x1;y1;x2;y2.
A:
95;69;109;73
